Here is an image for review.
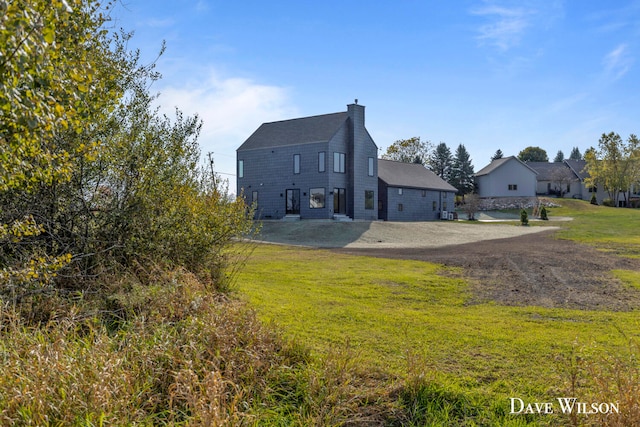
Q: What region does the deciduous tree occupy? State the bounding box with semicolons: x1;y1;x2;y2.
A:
518;146;549;162
382;137;432;165
584;132;640;206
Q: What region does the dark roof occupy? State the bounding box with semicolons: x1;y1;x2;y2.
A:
475;156;538;176
237;112;348;151
564;159;589;181
378;159;458;192
526;161;574;180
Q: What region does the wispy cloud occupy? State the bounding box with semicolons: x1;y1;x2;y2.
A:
154;70;297;174
471;3;533;51
603;44;633;80
146;18;174;28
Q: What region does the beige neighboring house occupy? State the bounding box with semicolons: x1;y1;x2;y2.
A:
475;156;538;198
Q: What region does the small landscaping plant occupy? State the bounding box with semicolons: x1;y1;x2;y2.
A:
540;206;548;220
520;209;529;226
590;193;598;205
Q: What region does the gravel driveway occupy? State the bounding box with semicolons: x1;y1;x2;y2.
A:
254;219;559;249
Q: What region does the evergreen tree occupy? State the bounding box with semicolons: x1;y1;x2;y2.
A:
491;149;504;161
429;142;453;181
450;144;475;195
569;146;582;160
554;150;565;162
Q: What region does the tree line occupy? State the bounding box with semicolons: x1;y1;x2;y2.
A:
381;137;475;195
383;135;640;208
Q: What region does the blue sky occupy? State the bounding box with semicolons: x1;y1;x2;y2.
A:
112;0;640;182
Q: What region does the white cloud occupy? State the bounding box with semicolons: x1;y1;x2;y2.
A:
471;3;533;51
603;44;633;80
470;0;563;52
154;70;297;175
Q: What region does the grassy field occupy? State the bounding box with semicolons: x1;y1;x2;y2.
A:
235;199;640;425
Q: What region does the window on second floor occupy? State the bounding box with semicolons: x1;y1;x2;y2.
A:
238;160;244;178
333;152;345;173
319;152;326;172
368;157;374;176
293;154;300;174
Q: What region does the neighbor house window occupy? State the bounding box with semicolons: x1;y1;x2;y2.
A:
309;188;325;208
364;190;374;210
252;191;258;205
588;186;597;193
443;201;448;211
422;190;427;197
508;184;518;191
238;160;244;178
398;203;403;211
333;152;345;173
293;154;300;174
398;188;403;195
319;152;326;172
368;157;374;176
432;201;437;211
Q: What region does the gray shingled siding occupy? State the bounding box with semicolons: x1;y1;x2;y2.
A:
237;104;380;221
382;185;455;221
348;104;378;221
238;141;335;219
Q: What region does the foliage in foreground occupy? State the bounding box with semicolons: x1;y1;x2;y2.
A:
1;0;255;309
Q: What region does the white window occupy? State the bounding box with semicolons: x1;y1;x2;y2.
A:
319;152;326;172
238;160;244;178
333;152;345;173
368;157;374;176
293;154;300;174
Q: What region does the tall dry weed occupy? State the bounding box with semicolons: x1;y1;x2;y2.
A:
557;338;640;427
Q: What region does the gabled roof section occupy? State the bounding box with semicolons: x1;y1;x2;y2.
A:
378;159;458;192
564;159;589;181
526;161;576;181
475;156;538;177
237;112;349;151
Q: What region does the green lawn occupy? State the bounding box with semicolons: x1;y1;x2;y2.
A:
234;200;640;425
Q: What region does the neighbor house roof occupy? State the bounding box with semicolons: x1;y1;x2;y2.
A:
475;156;538;177
526;161;577;181
564;159;589;181
237;112;348;151
378;159;458;192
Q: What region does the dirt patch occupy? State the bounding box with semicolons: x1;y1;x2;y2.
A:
254;220;640;311
333;230;640;312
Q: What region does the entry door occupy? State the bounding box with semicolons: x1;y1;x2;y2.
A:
333;188;346;214
286;189;300;215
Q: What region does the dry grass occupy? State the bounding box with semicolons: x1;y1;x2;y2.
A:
0;269;308;426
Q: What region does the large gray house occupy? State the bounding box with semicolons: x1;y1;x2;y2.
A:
236;102;456;221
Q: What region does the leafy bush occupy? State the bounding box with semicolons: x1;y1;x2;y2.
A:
540;206;548;220
590;193;598;205
1;1;256;305
602;198;616;207
520;209;529;226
